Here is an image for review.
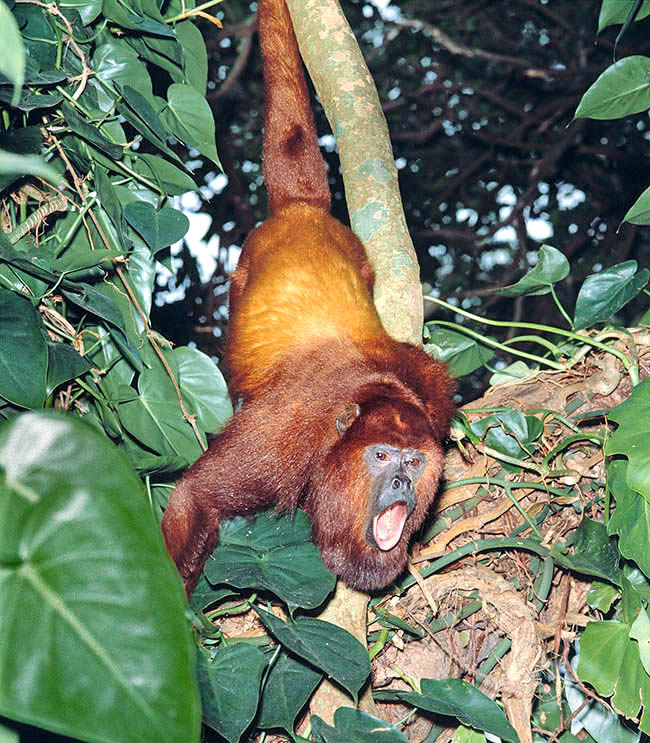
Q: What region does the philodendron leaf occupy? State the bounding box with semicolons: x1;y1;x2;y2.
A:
0;412;201;743
573;260;649;330
257;652;322;733
0;289;47;409
204;509;336;611
496;244;569;297
575;56;650;120
255;609;370;704
605;378;650;502
198;644;267;743
124;201;189;255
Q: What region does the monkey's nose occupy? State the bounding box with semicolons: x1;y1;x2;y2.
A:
391;475;412;492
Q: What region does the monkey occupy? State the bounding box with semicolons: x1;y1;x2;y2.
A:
161;0;455;595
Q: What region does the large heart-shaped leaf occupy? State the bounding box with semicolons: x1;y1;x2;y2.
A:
198;644;266;743
204;509;336;611
575;56;650;120
124;201;189;254
0;289;47;409
496;244;569;297
255;610;370;703
0;412;201;743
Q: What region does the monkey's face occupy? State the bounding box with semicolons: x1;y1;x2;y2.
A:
305;400;445;590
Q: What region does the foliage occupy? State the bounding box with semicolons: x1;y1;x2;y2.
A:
3;0;650;742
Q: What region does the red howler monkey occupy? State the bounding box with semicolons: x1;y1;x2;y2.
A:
161;0;454;595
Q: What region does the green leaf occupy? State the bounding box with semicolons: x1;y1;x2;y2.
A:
118;364;204;464
0;289;47;409
162;83;221;166
575;56;650;120
606;377;650;501
46;342;91;395
469;409;540;464
0;149;60;188
586;579;619;612
176;21;208;94
133;153;197;195
116;86;181;163
255;610;370;703
174;346;232;433
0;127;42;191
0;0;25;106
62;102;123;160
58;0;103;25
630;607;650;675
198;644;267;743
102;0;175;37
0;88;62;111
573;261;649;330
311;708;409;743
608;459;650;577
577;619;650;731
489;361;535;385
124;201;189;254
0;412;201;743
257;652;322;733
623;184;650;224
377;679;518;742
205;509;336;611
424;327;494;378
496;244;569;297
552;518;621;586
598;0;650;32
92;41;154;113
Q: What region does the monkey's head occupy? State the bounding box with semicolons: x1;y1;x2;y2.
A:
305;395;446;590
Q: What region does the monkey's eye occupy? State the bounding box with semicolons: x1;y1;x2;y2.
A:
375;451;389;462
406;457;421;468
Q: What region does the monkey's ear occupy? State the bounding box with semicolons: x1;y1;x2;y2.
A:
335;403;361;437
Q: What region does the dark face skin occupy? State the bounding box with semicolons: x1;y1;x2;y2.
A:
363;443;427;550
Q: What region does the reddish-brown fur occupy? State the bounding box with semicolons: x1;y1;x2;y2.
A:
161;0;454;594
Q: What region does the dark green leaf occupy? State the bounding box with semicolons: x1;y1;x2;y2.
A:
469;409;540;462
0;289;47;409
162;82;220;166
0;412;201;743
176;21;208;94
608;459;650;578
605;377;650;501
575;56;650;120
205;510;336;611
255;610;370;703
598;0;650;33
424;327;494;378
118;364;204;463
46;342;91;395
61;102;123;159
496;244;569;297
198;644;266;743
257;652;322;733
58;0;103;25
95;167;123;232
381;678;518;741
174;346;232;432
133;153;197;195
311;709;409;743
92;40;154;113
0;88;62;111
116;86;181;163
552;518;621;586
124;201;189;254
103;0;174;37
623;184;650;224
573;261;649;329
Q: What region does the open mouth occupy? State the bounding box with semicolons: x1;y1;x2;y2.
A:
372;501;408;551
